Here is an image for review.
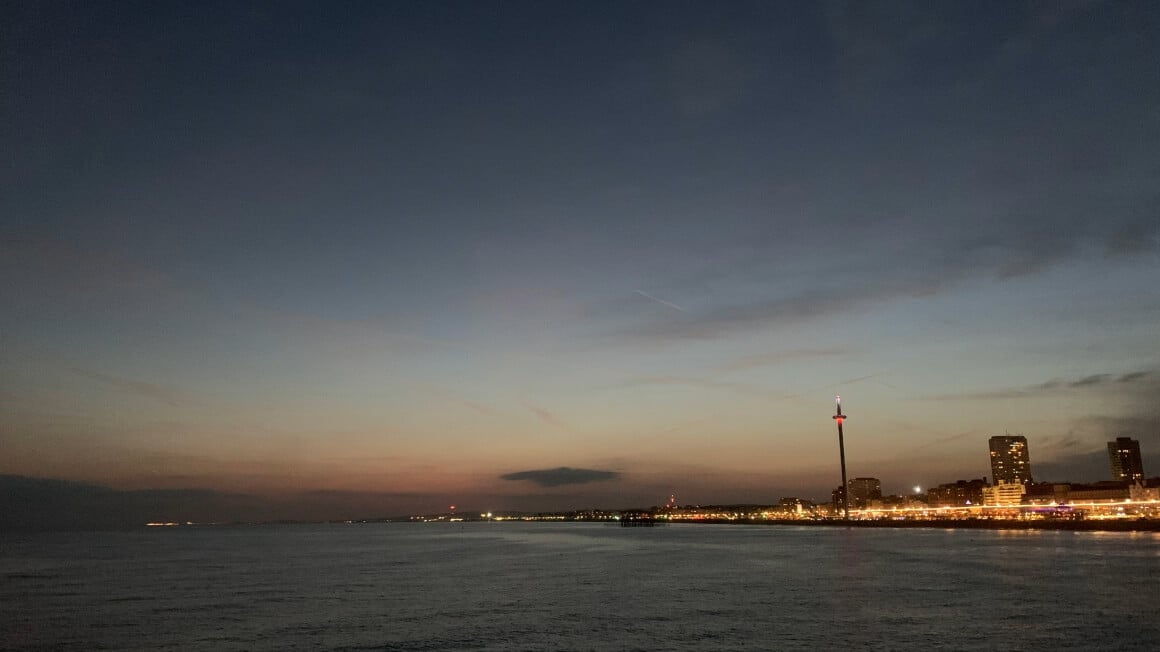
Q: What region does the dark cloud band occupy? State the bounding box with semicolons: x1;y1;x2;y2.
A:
500;467;621;487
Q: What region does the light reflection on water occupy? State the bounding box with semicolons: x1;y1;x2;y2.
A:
2;523;1158;650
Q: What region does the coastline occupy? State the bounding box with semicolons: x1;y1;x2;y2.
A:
680;518;1160;533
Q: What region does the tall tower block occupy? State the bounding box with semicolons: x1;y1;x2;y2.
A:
988;435;1032;485
1108;437;1144;482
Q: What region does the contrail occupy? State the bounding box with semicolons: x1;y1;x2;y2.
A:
635;290;686;312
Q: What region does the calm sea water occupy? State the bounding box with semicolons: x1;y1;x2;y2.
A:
3;523;1159;651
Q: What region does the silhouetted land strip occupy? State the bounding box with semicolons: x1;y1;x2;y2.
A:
685;518;1160;532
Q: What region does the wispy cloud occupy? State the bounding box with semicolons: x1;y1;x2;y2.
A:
455;398;497;416
615;368;883;403
778;372;885;402
924;370;1155;401
1115;371;1152;384
614;275;953;342
526;404;570;430
634;290;686;312
1069;374;1110;387
1105;220;1160;256
500;467;621;487
911;428;983;452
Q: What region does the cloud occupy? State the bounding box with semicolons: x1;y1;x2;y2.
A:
500;467;621;488
616;367;881;404
591;3;1160;347
1032;450;1114;484
924;369;1155;400
1070;374;1110;387
70;368;187;407
1073;414;1160;449
614;214;1155;343
910;428;984;453
1105;220;1160;256
454;398;496;416
1032;416;1160;484
1116;371;1152;384
634;290;686;312
526;404;570;430
612;278;939;341
929;370;1160;483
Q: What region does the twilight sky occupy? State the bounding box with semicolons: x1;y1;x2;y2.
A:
3;1;1159;519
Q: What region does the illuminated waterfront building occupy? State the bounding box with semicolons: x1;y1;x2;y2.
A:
989;435;1033;485
847;477;882;508
1023;481;1130;505
1064;482;1130;502
1129;478;1160;502
778;497;812;516
926;478;987;507
983;481;1026;506
1107;437;1144;483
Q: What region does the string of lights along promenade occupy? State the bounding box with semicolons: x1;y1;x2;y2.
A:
833;395;850;521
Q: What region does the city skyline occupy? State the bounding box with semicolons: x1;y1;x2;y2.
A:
3;427;1154;527
3;2;1160;520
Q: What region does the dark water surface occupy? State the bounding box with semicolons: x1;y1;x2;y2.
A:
3;523;1158;650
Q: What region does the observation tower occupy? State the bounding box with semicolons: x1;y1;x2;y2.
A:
833;395;849;521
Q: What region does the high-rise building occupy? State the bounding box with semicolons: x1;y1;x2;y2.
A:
989;435;1033;485
847;477;882;508
1107;437;1144;482
831;486;847;513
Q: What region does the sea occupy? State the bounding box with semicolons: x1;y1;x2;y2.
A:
3;522;1159;651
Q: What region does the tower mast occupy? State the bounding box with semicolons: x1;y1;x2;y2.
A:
833;395;849;521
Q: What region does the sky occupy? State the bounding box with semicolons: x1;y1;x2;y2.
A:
2;1;1159;522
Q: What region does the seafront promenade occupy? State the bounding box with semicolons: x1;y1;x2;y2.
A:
684;517;1160;533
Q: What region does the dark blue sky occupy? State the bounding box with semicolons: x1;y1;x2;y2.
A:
3;1;1158;516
